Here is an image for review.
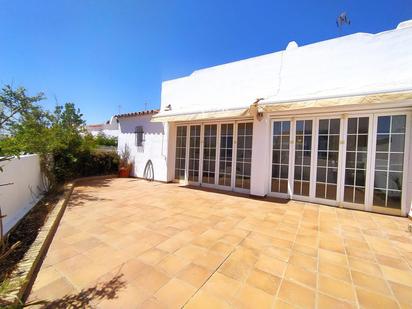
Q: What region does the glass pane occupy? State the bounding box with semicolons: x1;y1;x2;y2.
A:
348;118;357;134
391;115;406;133
271;120;290;193
377;116;390;133
344;186;354;203
358;117;369;134
293;120;312;196
389;153;403;171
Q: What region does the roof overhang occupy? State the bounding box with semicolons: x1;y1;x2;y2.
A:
151;108;250;123
259;90;412;113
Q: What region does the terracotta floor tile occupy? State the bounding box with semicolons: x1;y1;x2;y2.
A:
319;249;348;267
97;282;149;309
185;290;232;309
319;260;352;283
348;257;382;277
255;254;287;277
351;270;391;294
154;278;196;308
30;277;76;301
380;265;412;287
137;248;168;265
273;299;296;309
288;252;317;272
388;281;412;307
356;287;399;309
157;253;191;276
203;272;242;300
132;266;170;294
318;274;356;303
177;263;213;288
27;179;412;307
278;280;316;309
246;268;281;295
284;264;317;288
233;283;274;309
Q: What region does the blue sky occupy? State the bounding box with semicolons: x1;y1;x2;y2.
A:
0;0;411;124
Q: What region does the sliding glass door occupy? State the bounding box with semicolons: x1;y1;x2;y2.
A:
175;126;187;181
315;119;340;201
373;115;406;210
235;123;253;190
202;124;217;184
174;121;253;192
219;124;234;187
293;120;313;197
188;125;201;183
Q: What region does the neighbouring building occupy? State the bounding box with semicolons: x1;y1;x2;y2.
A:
125;20;412;217
86;116;120;138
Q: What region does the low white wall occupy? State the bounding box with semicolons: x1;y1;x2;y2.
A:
0;155;45;235
118;115;169;182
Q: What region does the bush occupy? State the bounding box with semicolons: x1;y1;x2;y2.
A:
78;151;119;177
52;150;119;182
95;134;118;147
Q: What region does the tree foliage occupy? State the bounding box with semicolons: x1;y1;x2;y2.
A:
0;85;118;187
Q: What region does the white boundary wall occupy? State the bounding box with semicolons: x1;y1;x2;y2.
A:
0;155;45;235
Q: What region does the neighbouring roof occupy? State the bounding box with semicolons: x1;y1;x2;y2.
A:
115;109;159;119
159;20;412;117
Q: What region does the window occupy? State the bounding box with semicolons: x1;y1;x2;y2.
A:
135;126;144;147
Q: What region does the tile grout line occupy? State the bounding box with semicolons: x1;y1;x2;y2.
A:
181;230;252;308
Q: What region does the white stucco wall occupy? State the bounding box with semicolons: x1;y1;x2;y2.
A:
117;115;169;182
0;155;45;235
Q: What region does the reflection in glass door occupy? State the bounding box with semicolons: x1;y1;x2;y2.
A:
175;126;187;180
235;123;253;190
202;124;217;184
373;115;406;209
316;119;340;200
188;125;201;182
344;117;369;204
293;120;312;196
271;121;290;193
219;124;234;186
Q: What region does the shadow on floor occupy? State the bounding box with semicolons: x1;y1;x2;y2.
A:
67;192;113;208
182;184;291;205
35;273;127;309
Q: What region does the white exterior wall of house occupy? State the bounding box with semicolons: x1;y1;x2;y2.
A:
117;114;169;182
154;20;412;217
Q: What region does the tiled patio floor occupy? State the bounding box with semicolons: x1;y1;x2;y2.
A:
28;178;412;308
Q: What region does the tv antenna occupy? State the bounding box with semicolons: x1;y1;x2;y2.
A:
337;12;351;28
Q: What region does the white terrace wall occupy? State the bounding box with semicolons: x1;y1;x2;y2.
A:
0;155;45;235
118;115;169;182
